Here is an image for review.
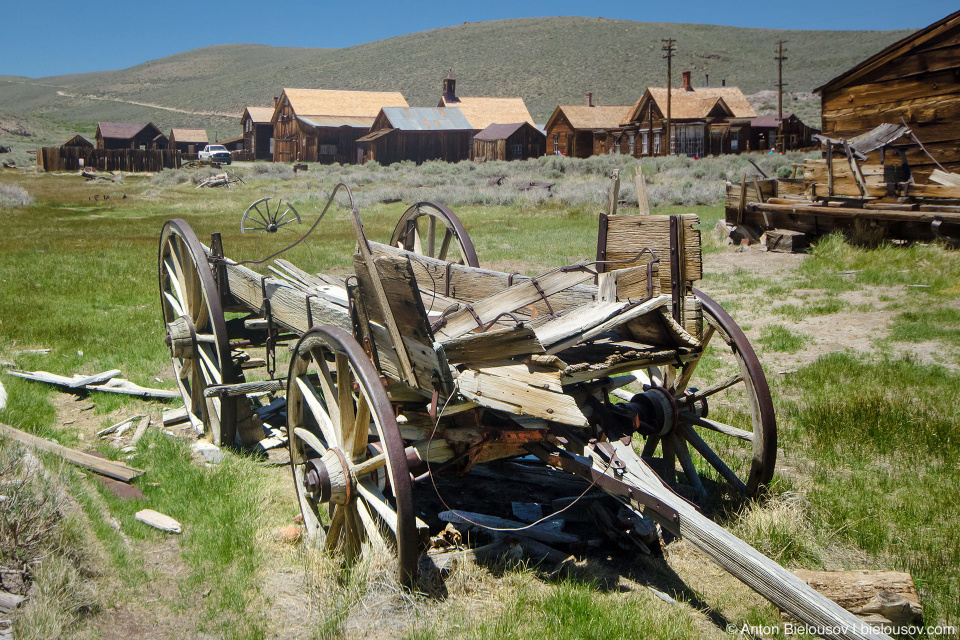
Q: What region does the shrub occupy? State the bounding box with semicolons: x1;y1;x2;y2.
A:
0;183;33;206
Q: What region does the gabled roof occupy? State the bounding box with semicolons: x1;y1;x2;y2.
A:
622;87;756;124
751;114;792;128
62;134;93;148
438;96;534;130
298;115;376;128
170;128;208;144
242;106;275;124
377;107;472;131
279;88;408;121
815;10;960;94
546;105;632;131
474;122;543;141
96;122;144;140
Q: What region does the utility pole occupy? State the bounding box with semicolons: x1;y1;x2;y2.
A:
775;40;788;152
662;38;676;156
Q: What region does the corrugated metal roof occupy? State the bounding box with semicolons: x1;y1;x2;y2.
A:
298;115;375;128
380;107;472;131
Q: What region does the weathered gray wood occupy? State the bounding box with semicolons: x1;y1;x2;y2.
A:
130;416;152;445
5;368;120;389
162;407;189;426
135;509;182;533
636;169;650;215
0;591;26;614
0;422;144;482
97;414;145;437
441;325;544;365
792;570;922;622
85;378;179;399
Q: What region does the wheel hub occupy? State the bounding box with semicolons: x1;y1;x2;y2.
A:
303;448;353;505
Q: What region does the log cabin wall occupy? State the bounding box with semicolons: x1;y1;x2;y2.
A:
272;98;299;162
364;130;472;165
545;111;577;157
817;10;960;179
472;123;545;161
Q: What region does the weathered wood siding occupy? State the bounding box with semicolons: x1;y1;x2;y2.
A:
364;130;472;165
544;112;592;158
39;147;181;172
820;20;960;179
472;124;546;161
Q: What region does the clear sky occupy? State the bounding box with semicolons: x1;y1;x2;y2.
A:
2;0;955;78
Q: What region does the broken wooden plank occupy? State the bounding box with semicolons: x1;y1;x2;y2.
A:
0;591;26;614
85;378;179;399
929;168;960;187
162;407;189;427
5;368;119;389
97;414;145;438
130;416;152;445
0;421;144;482
792;570;922;624
636;169;650;215
135;509;182;534
440;325;544;365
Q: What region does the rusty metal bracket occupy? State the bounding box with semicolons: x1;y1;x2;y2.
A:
260;275;277;380
304;293;319;329
444;261;454;298
529;276;556;317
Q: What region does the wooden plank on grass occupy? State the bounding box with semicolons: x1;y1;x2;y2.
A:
0;422;144;482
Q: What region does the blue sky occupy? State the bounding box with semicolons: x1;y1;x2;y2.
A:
1;0;955;78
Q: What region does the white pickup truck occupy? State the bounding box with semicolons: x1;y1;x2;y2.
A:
198;144;232;165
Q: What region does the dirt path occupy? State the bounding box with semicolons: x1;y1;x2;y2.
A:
54;90;240;118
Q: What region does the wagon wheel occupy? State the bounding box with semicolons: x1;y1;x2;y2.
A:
240;197;299;234
287;326;418;585
159;219;241;446
389;202;479;267
637;290;776;499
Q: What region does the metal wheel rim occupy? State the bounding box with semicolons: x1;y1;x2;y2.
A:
287;326;418;585
389;202;479;267
158;219;239;446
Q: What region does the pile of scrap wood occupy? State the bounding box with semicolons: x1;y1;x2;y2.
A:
723;123;960;250
196;172;243;188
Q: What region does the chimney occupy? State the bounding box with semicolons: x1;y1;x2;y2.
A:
722;78;726;87
442;69;457;102
596;98;600;106
586;92;593;107
273;96;278;108
682;71;693;91
705;73;709;87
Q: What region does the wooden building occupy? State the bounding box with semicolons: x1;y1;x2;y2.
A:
815;9;960;179
619;72;756;157
749;114;819;152
544;95;632;158
472;122;546;161
62;134;93;149
358;107;473;165
241;106;275;160
437;72;534;133
95;122;167;150
272;88;408;164
169;128;209;156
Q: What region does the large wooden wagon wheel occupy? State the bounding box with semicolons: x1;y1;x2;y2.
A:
636;290;776;499
389;202;479;267
241;197;301;233
287;326;419;584
159;219;242;446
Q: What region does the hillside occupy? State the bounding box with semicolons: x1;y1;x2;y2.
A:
0;18;912;144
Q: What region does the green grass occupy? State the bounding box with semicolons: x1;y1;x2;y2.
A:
774;298;849;321
757;324;808;353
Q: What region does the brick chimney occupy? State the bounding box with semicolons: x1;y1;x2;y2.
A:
442;70;458;102
722;78;726;87
682;71;693;91
586;92;593;107
705;73;709;87
273;96;278;108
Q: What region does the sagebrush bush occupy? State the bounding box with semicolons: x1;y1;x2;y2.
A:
150;168;192;185
0;183;33;206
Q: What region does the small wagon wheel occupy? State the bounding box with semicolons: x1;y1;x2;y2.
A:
389;202;479;267
159;219;241;446
638;290;776;499
287;326;418;585
241;197;300;233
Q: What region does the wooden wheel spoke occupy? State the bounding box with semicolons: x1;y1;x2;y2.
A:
679;373;744;406
196;342;223;384
681;424;748;496
426;216;436;258
684;416;754;442
641;435;660;457
163;258;186;306
355;498;389;552
163;291;185;318
312;351;343;444
293;427;328;457
660;433;676;485
326;507;346;552
351;452;386;477
674;325;714;392
275;217;298;229
356;478;399;535
437;229;453;262
295;376;338;447
351;394;371;460
336;354;356;451
675;434;706;500
254;202;271;226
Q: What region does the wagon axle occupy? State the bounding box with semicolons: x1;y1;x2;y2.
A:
596;387;708;439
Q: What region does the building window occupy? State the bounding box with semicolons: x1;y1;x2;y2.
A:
653;133;661;155
628;134;635;155
553;134;559;154
511;143;523;157
319;144;337;156
642;132;649;155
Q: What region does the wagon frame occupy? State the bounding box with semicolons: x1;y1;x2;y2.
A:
158;184;889;640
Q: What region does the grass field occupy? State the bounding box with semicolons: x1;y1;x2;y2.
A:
1;156;958;639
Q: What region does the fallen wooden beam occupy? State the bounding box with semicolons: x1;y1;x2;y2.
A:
0;591;26;614
0;422;144;482
85;378;179;399
792;570;922;625
746;201;960;225
5;368;119;389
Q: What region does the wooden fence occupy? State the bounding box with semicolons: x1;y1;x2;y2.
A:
38;147;181;172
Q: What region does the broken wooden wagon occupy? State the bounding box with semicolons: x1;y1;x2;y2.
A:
159;186;890;640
